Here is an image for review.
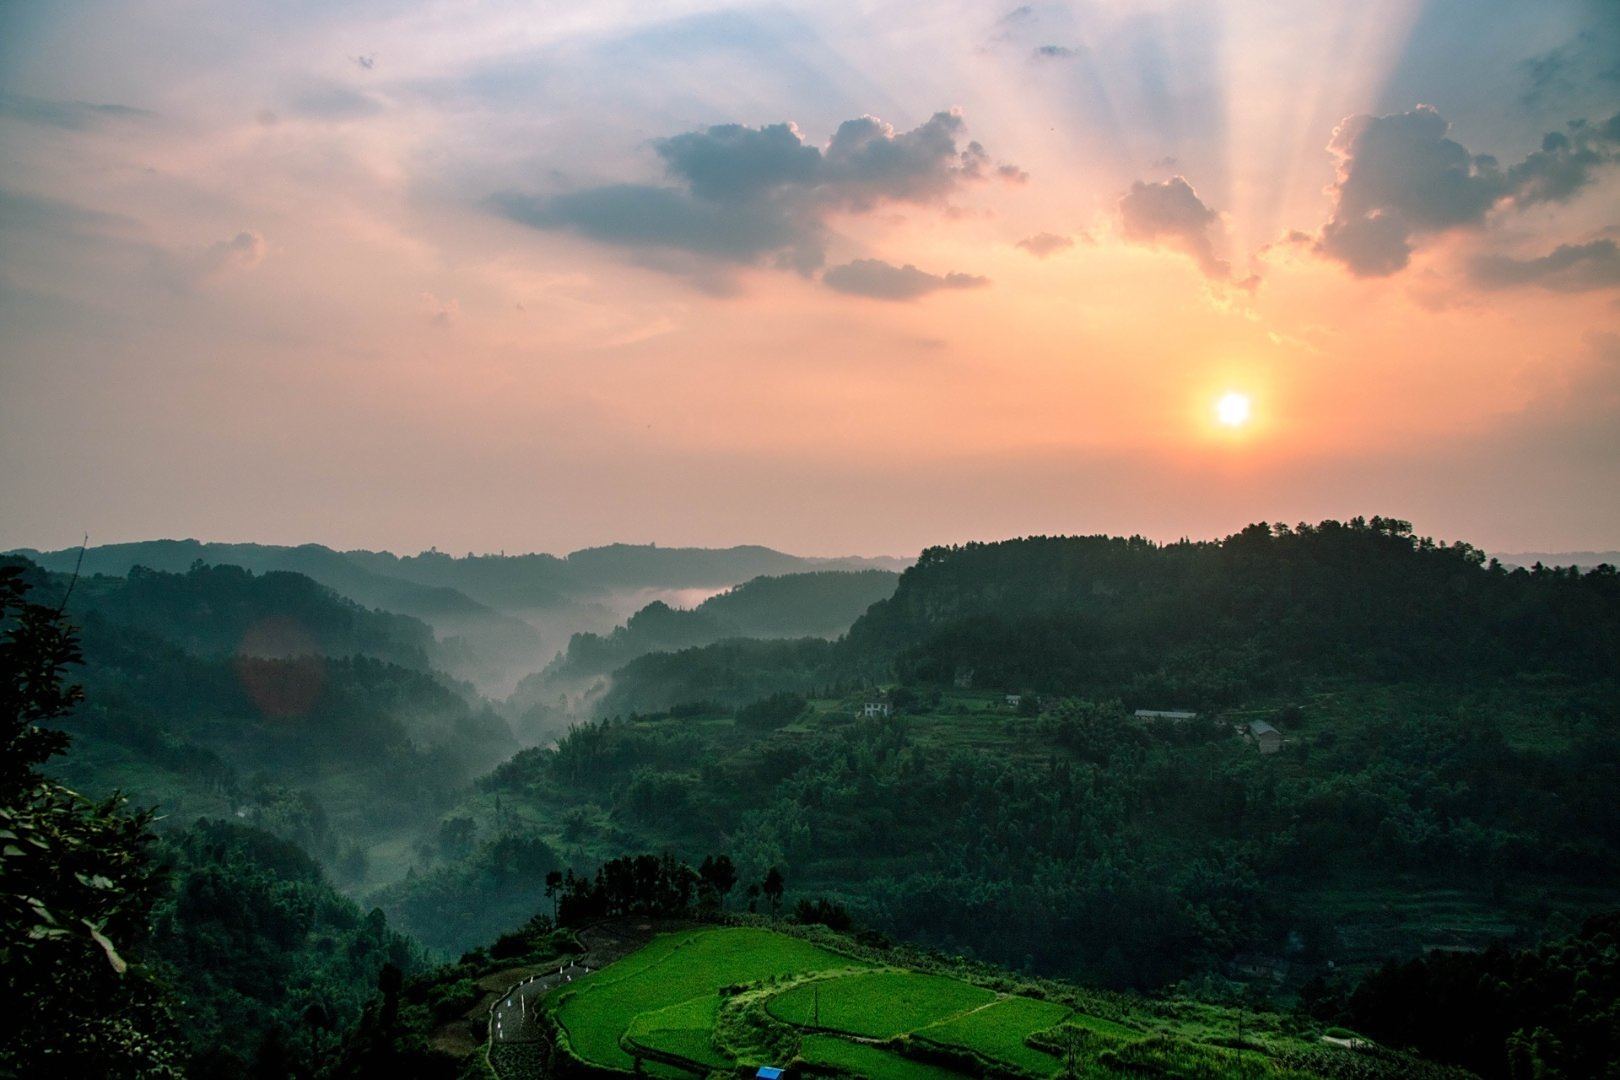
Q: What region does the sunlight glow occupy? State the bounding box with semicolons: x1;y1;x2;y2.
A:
1216;392;1253;428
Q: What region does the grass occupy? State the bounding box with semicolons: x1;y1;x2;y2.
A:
913;995;1074;1074
766;970;997;1039
548;927;863;1071
796;1034;963;1079
623;996;729;1070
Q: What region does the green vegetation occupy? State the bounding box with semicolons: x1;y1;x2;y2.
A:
0;564;185;1076
767;970;996;1038
550;926;862;1070
522;569;898;693
541;924;1455;1079
914;995;1077;1074
151;819;419;1076
798;1034;961;1079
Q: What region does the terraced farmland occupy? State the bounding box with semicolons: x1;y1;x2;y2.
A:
547;926;865;1070
538;925;1445;1079
766;970;997;1039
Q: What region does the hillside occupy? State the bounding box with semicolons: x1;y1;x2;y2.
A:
12;539;546;692
599;518;1620;717
3;557;517;879
512;569;898;714
526;923;1461;1080
388;521;1620;994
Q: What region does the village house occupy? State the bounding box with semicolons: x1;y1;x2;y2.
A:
1004;694;1022;708
861;701;892;718
1246;720;1282;754
1134;709;1198;723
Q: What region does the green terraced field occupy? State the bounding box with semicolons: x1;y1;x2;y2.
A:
766;970;997;1039
797;1034;962;1079
549;926;864;1070
540;925;1429;1079
913;994;1075;1075
624;996;729;1070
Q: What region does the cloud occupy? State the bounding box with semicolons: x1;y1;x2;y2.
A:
1469;239;1620;293
492;185;811;265
1032;44;1080;60
1118;176;1234;280
1315;106;1620;277
1016;232;1077;258
821;259;989;300
352;54;376;71
287;82;384;120
198;231;265;275
493;110;1020;278
420;292;460;326
0;94;154;130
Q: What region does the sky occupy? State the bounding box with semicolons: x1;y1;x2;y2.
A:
2;0;1618;558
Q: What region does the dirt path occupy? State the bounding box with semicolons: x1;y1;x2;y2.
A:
484;921;665;1079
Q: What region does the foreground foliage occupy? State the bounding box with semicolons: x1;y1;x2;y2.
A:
0;564;184;1076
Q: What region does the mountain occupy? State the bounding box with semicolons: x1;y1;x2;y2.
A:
11;540;912;695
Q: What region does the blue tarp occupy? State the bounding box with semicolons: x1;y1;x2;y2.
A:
756;1069;785;1079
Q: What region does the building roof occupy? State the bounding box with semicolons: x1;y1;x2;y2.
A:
1248;720;1279;735
756;1069;785;1080
1135;709;1197;719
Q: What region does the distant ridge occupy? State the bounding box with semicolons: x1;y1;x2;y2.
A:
1494;551;1620;569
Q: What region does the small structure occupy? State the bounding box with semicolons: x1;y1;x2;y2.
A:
953;667;975;689
861;701;892;719
1004;694;1022;708
756;1069;786;1080
1134;709;1198;723
1246;720;1282;754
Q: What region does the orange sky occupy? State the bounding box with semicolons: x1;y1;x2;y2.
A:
2;1;1617;556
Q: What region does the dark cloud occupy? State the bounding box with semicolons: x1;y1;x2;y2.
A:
1469;239;1620;292
1118;176;1233;280
0;94;154;130
492;185;812;266
822;259;989;300
1315;106;1620;277
1016;232;1076;258
1032;44;1080;60
352;54;376;71
494;110;1020;277
656;122;820;202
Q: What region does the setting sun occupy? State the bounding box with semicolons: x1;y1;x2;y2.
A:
1216;392;1252;428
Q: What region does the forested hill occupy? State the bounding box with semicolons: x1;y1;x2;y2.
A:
2;556;516;871
15;538;910;610
845;517;1620;701
63;561;439;671
523;569;899;698
597;517;1620;716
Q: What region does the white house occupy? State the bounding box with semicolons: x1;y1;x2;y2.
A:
1134;709;1198;722
1246;720;1282;754
861;701;892;718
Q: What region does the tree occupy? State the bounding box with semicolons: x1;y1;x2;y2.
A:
0;564;184;1076
762;866;785;916
699;854;738;910
546;869;564;921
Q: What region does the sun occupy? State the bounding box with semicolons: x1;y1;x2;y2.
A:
1215;392;1252;428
